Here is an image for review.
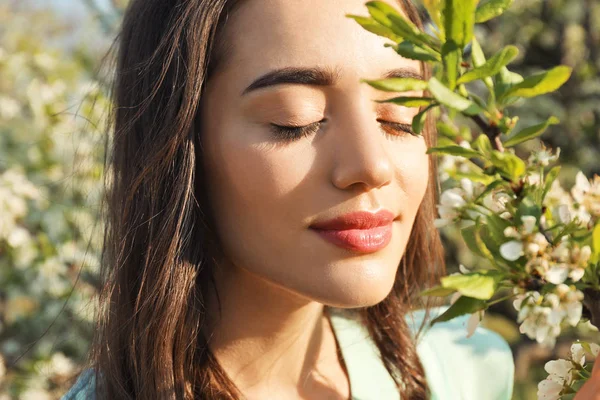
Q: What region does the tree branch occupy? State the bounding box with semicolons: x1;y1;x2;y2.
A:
471;114;505;152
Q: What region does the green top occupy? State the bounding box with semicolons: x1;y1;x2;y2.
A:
328;306;514;400
61;306;514;400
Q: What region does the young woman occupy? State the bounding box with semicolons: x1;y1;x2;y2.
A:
62;0;516;399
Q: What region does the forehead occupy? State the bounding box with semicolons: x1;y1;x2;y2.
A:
219;0;420;85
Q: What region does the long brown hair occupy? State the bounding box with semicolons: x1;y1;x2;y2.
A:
87;0;446;398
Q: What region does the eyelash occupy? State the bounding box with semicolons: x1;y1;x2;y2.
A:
269;119;415;141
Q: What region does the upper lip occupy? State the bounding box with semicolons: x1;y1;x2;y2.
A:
310;209;396;230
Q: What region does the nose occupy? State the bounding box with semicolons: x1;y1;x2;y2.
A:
329;101;394;192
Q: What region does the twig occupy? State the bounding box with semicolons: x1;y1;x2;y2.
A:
471;114;505;152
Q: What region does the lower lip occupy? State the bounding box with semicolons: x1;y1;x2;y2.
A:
311;224;393;253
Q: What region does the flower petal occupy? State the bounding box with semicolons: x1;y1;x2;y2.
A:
466;311;483;339
537;378;563;400
521;215;537;235
545;266;569;285
544;359;572;379
570;343;585;366
500;240;524;261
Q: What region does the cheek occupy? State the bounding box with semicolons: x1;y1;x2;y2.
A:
202;121;311;268
392;139;430;213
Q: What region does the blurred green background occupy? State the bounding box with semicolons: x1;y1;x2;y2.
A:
0;0;598;398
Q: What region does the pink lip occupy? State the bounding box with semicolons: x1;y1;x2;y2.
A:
310;210;396;253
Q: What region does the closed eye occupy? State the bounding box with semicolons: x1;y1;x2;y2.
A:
269;120;324;141
269;119;416;142
377;119;414;135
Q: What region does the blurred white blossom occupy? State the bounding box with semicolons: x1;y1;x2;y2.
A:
0;6;109;397
513;285;584;348
538;341;600;399
435;178;484;228
528;145;561;167
571;171;600;218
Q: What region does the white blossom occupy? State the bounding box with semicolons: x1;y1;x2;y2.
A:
558;204;571;224
522;215;537;235
0;95;21;119
500;240;524;261
528;146;560;167
545;359;573;386
571;171;600;217
434;179;484;228
437;140;473;182
20;388;51;400
466;310;485;338
545;265;569;285
537;378;563;400
482;190;513;219
570;343;586;367
513;286;584;347
43;352;75;377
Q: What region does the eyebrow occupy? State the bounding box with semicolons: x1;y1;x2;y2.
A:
241;66;424;96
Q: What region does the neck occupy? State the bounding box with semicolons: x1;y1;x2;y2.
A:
204;262;349;398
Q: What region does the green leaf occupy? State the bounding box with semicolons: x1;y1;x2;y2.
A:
442;40;461;90
362;77;428;92
436;121;460;139
471;36;495;91
437;136;457;147
387;15;439;50
412;104;437;135
517;196;542;223
423;0;443;38
495;65;523;93
475;0;514;23
376;96;435;107
503;116;559;147
453;171;495;184
390;41;440;62
473;134;493;157
462;225;492;259
485;213;511;245
428;77;484;116
441;272;498;300
591;223;600;265
426;145;481;158
430;296;488;325
499;66;524;84
365;2;394;27
479;224;502;257
489;150;526;180
366;1;439;49
475;180;508;202
581;341;593;355
470;35;487;67
442;0;477;49
498;66;573;101
469;92;488;110
542;166;561;199
421;286;457;297
458;45;519;85
346;15;403;42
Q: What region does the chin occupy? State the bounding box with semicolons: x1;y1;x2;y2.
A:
302;261;399;309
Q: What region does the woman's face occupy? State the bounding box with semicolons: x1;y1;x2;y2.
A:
200;0;430;308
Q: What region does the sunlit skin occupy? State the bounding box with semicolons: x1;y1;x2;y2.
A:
199;0;428;398
574;356;600;399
